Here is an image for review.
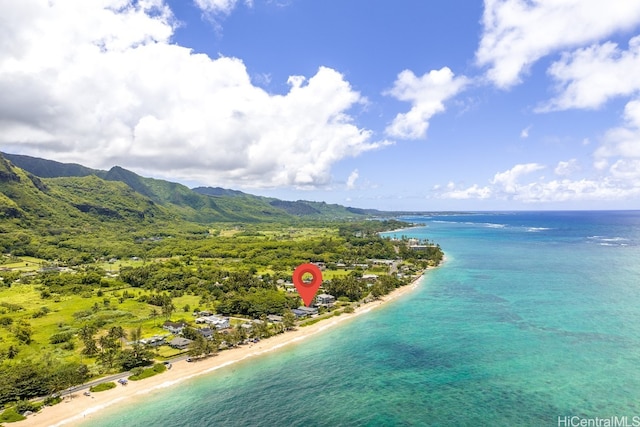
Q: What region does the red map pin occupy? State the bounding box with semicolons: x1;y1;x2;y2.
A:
292;263;323;307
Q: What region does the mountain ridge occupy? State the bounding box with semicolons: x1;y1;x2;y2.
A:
1;152;384;223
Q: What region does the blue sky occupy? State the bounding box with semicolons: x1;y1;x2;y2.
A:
1;1;640;210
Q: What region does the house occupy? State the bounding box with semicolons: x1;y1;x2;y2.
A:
197;328;214;340
282;282;296;292
362;274;378;281
296;306;318;316
267;315;283;323
370;259;395;266
311;262;326;270
291;309;309;318
315;293;335;306
138;335;167;347
195;315;230;330
168;337;193;349
162;321;187;334
193;310;213;317
409;245;430;251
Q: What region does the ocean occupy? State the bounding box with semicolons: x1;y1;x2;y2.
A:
86;211;640;426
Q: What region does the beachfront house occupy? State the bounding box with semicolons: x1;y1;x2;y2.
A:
296;306;318;316
168;337;193;349
291;309;308;318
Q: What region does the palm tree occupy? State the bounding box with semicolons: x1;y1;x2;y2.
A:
108;326;127;348
78;324;98;356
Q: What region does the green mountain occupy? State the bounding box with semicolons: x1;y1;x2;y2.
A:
0;153;383;224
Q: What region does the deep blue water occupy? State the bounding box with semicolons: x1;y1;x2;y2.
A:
87;211;640;426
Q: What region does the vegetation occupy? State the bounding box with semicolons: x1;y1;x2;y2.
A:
0;152;444;410
89;382;116;392
0;407;26;423
129;363;166;381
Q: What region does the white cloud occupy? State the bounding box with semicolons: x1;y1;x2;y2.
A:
491;163;545;193
0;0;390;189
384;68;468;139
346;169;359;190
596;100;640;160
554;159;579;176
439;160;640;203
520;125;531;138
477;0;640;88
439;184;492;200
194;0;252;16
542;36;640;111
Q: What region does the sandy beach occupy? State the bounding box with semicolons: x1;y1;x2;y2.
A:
17;272;429;427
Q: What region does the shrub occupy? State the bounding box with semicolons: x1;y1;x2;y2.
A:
49;331;74;344
0;407;26;422
89;382;116;392
129;363;166;381
14;399;38;414
43;395;62;406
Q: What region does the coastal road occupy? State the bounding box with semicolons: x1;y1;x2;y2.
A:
40;354;193;400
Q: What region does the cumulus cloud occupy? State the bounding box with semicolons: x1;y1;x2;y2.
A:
439;183;492;200
384;68;468;139
554;159;580;176
491;163;545;193
477;0;640;88
0;0;389;189
438;160;640;203
520;125;531;138
346;169;359;190
596;100;640;161
541;36;640;111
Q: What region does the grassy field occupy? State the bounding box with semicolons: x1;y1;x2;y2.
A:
0;282;194;364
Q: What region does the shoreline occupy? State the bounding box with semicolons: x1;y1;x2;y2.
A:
17;269;436;427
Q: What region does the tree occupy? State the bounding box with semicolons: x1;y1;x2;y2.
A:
108;326;127;348
188;335;207;359
98;335;119;370
283;311;296;330
79;324;98;356
119;326;153;370
161;300;175;319
225;328;240;347
369;282;385;300
235;324;248;343
49;362;89;398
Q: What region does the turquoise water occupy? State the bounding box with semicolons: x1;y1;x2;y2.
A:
87;211;640;426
